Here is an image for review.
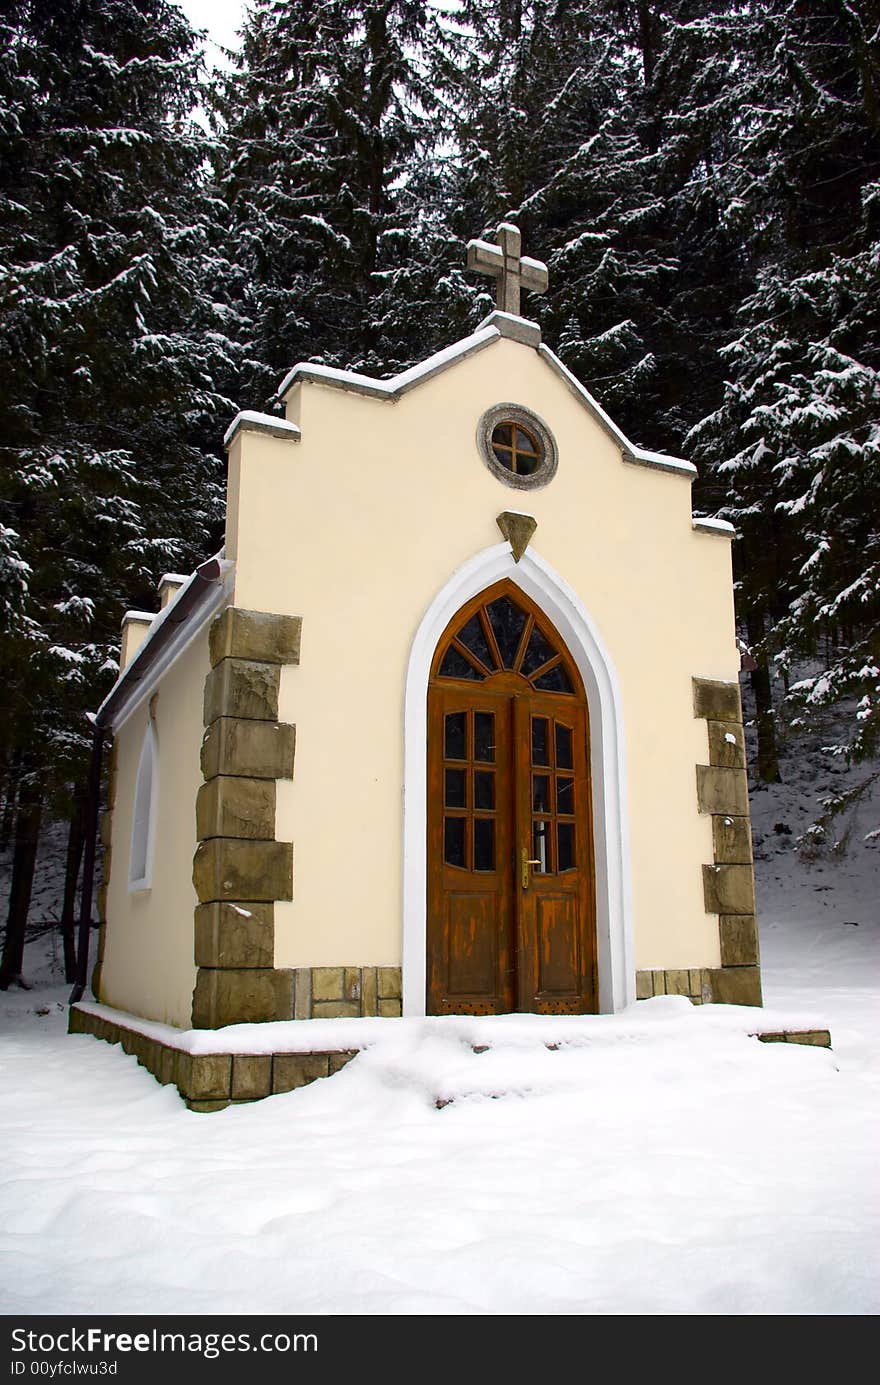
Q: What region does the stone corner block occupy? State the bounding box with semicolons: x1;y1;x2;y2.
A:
707;720;746;769
693;677;743;724
203;658;280;727
192;966;294;1028
712;814;754;865
201;717;296;782
702;862;757;916
194;900;275;969
175;1052;233;1101
192;837;293;904
196;776;276;842
695;678;742;725
719;915;760;967
210;608;302;668
696;764;749;816
706;965;763;1007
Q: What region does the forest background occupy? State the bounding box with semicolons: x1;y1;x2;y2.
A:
0;0;877;986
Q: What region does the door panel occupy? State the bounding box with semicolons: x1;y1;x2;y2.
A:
427;581;597;1016
427;687;515;1014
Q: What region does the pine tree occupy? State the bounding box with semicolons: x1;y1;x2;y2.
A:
0;0;231;983
687;0;880;784
212;0;475;390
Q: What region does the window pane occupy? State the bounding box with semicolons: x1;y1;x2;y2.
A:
532;774;551;812
555;723;573;769
558;822;575;872
556;776;574;814
533;662;574;693
440;645;481;680
492;445;514;469
515;427;538;454
488;596;527;668
474;771;495;810
444;712;467;760
493;423;513;447
532;819;550;873
457;613;495;670
520;625;557;676
531;717;549;766
474;818;495;871
474;712;495;763
444;817;466;867
515;451;539;476
444;768;466;808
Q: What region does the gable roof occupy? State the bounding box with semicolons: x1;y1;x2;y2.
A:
269;311;696;479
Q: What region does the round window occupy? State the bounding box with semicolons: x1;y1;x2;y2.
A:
477;404;558;490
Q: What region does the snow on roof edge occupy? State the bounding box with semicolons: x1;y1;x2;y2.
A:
274;324;501;401
223;410;302;449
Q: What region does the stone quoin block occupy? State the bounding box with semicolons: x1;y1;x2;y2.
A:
196;775;276;842
702;863;757;916
696;764;750;816
693;677;743;724
194;901;275;969
719;915;760;967
209;608;302;669
201;717;296;782
711;814;754;865
203;658;280;727
705;965;763;1008
707;720;747;769
191;965;295;1028
192;837;293;904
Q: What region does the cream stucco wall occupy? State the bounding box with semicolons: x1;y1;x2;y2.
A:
226;336;736;979
100;626;209;1027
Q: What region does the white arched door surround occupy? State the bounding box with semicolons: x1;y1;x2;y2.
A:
402;543;633;1016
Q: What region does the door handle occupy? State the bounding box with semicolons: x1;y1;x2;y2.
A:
520;848;542;888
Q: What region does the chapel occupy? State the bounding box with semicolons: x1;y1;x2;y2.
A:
79;224;762;1034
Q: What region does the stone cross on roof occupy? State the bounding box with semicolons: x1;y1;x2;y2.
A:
466;222;549;318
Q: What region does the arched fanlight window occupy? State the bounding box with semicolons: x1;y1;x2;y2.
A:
433;587;577;694
129;722;158;891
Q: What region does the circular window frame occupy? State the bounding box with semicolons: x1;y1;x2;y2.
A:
477;403;558;491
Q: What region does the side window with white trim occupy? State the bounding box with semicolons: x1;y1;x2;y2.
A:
129;723;157;891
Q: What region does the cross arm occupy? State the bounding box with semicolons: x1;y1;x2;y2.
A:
520;256;549;294
466;238;504;277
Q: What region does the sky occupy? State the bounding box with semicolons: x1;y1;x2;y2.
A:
177;0;246;61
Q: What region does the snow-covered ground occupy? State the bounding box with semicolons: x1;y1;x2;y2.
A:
1;770;877;1315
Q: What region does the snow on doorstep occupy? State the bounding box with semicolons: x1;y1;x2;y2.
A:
72;994;833;1059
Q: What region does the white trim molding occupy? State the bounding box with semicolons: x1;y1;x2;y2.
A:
128;721;159;892
402;543;634;1018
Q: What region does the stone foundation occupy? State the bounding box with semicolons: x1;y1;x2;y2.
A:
69;1004;359;1112
69;1002;832;1113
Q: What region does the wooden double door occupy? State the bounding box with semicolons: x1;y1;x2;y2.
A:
426;582;597;1015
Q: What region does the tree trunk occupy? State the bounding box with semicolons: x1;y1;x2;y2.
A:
60;795;86;983
746;608;782;783
0;782;44;989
